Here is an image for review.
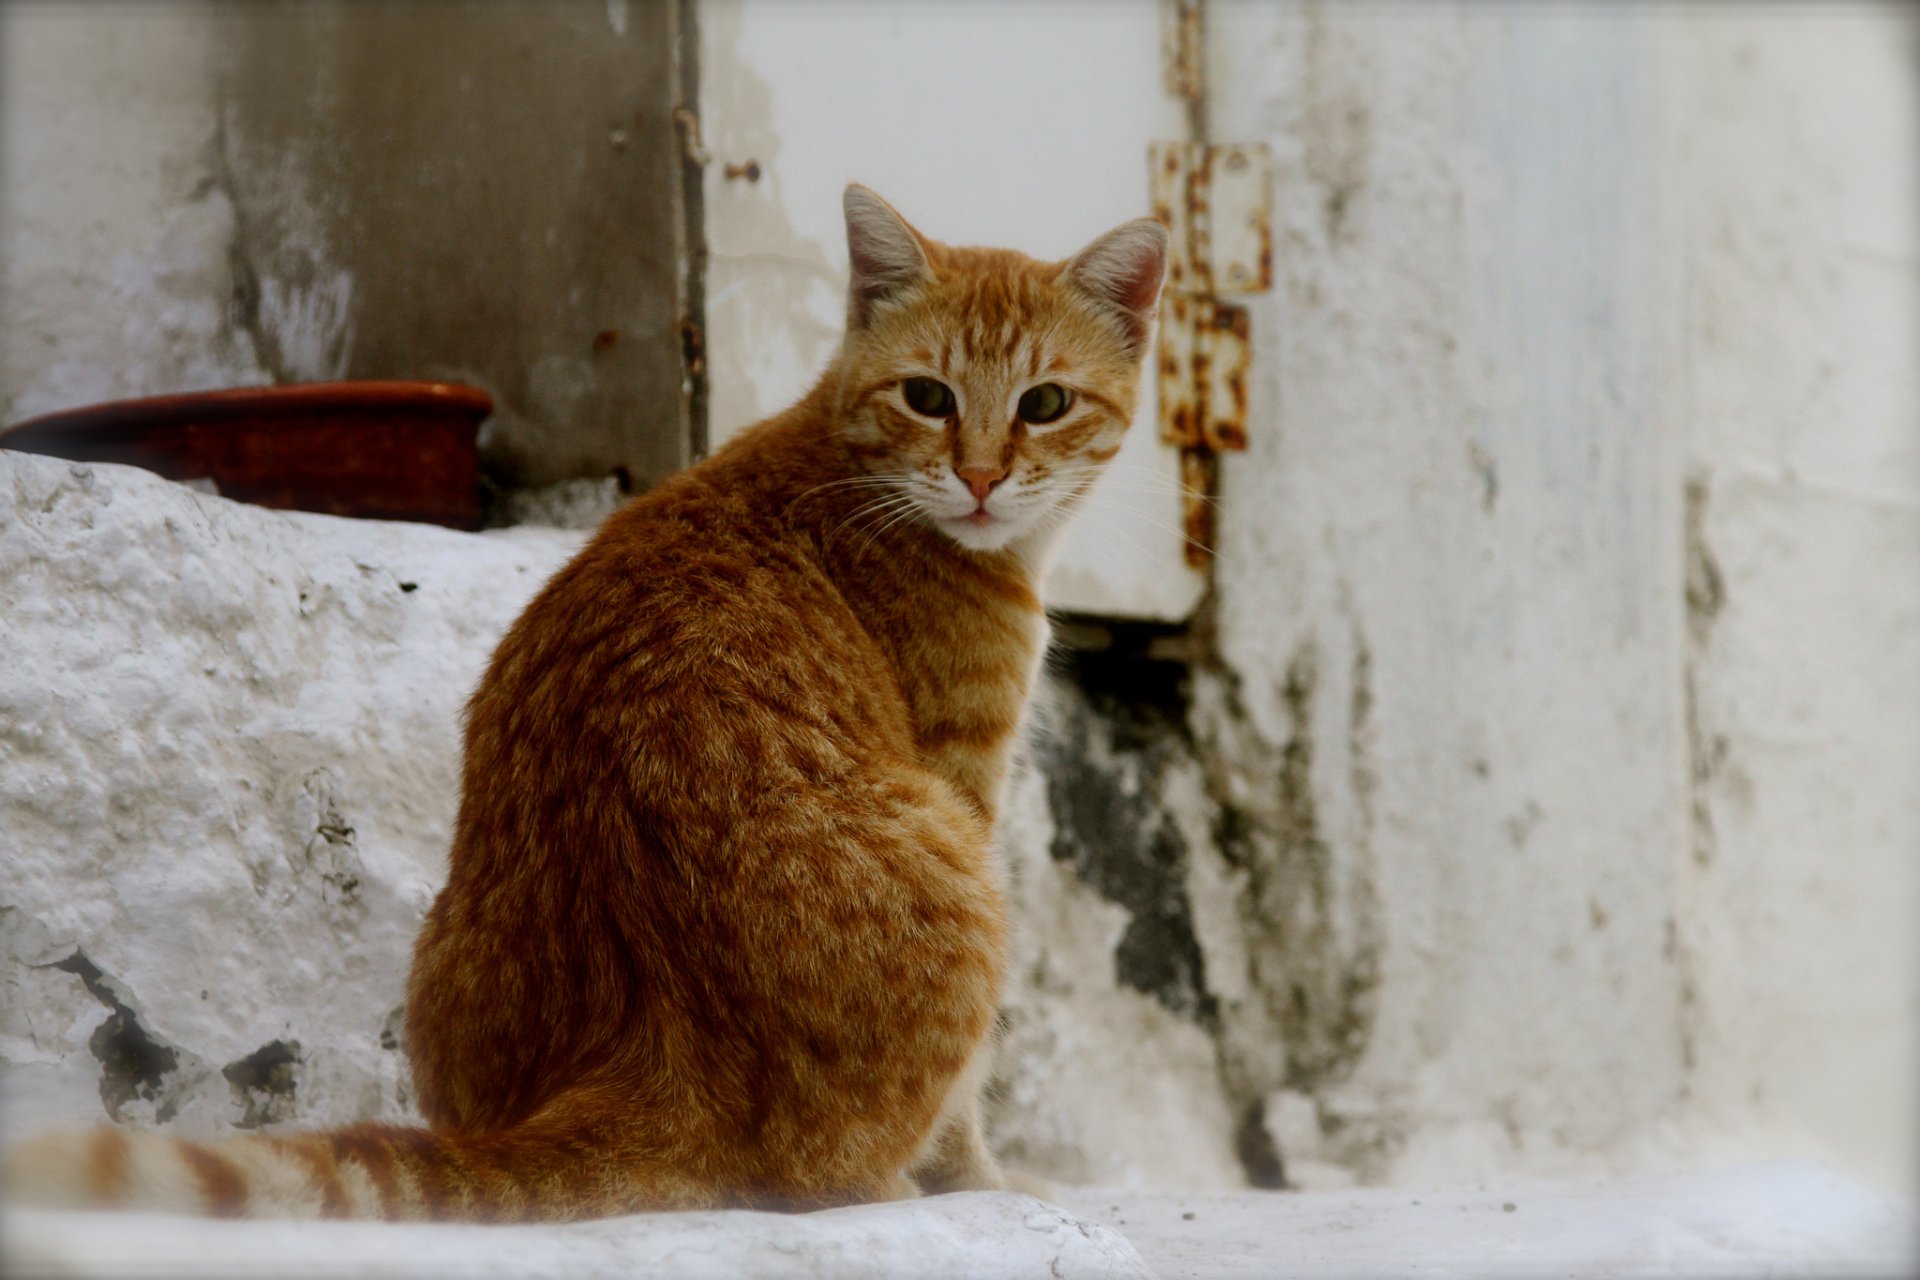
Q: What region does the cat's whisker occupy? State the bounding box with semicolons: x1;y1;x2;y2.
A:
828;491;921;548
844;497;919;545
825;494;909;545
1044;470;1221;521
1077;503;1217;560
840;496;927;548
792;474;916;507
853;496;932;557
1041;465;1217;505
1041;493;1215;564
829;493;901;531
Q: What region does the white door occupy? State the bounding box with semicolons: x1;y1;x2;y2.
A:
697;0;1206;622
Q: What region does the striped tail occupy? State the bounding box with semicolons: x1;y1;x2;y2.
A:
0;1118;710;1222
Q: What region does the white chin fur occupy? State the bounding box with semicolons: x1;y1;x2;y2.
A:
937;513;1027;552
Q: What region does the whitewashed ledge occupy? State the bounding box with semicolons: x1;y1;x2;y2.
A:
0;1192;1153;1280
5;1164;1913;1280
1060;1162;1916;1280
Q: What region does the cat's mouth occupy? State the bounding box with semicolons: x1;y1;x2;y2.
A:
935;501;1023;551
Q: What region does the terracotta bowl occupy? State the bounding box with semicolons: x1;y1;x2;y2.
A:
0;381;490;528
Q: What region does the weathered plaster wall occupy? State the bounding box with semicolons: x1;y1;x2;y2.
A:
0;2;269;421
1197;1;1918;1193
1199;1;1691;1187
1670;10;1920;1196
0;454;582;1139
0;0;698;499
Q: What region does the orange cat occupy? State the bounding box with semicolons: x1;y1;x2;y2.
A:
1;187;1168;1221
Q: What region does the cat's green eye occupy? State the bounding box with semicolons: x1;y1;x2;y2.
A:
902;377;955;417
1017;383;1072;425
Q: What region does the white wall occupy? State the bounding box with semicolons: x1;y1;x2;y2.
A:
1204;2;1916;1192
1670;10;1919;1196
1198;1;1690;1186
0;1;269;422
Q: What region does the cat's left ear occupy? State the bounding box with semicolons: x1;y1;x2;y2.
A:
844;185;934;328
1065;219;1170;356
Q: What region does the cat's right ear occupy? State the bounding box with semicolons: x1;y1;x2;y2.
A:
844;185;933;328
1064;218;1170;358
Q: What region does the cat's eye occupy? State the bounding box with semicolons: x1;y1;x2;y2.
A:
902;377;955;417
1017;383;1072;425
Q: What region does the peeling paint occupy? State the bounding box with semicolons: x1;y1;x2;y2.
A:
1468;441;1500;513
52;952;183;1126
1193;642;1384;1179
1683;474;1724;873
1233;1097;1288;1189
224;1039;301;1129
1042;656;1215;1024
1300;7;1374;249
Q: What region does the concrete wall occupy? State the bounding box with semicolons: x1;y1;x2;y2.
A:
1;2;266;421
1198;2;1917;1193
1669;9;1919;1196
1193;0;1690;1188
0;0;699;501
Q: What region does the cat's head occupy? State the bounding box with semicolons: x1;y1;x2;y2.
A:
833;185;1168;554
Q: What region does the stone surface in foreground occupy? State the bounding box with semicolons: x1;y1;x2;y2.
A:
5;1163;1910;1280
1063;1161;1915;1280
1;1192;1153;1280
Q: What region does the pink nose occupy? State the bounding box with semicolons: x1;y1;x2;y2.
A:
958;464;1006;504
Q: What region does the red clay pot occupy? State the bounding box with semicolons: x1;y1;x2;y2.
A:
0;381;490;529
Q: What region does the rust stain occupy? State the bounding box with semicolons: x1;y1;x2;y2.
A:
1147;132;1268;568
1150;142;1194;296
1204;302;1250;453
1180;448;1216;566
1157;295;1202;448
677;315;704;380
672;107;710;167
1187;144;1214;298
1162;0;1206;104
1207;143;1273;295
722;160;762;183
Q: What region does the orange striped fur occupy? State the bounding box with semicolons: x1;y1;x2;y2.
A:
1;187;1167;1221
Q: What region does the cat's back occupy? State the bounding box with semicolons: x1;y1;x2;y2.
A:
469;420;904;795
409;420;1003;1139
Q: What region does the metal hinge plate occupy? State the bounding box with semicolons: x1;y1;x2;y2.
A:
1151;141;1273;300
1150;140;1270;565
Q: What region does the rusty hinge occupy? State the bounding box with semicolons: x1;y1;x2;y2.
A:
1150;140;1271;565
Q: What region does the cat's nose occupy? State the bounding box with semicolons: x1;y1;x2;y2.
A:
957;464;1007;504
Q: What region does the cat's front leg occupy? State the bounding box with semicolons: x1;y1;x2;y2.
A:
908;1048;1053;1199
910;1095;1006;1194
910;1103;1055;1199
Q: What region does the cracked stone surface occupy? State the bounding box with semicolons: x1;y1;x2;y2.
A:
1;1192;1155;1279
0;452;584;1142
4;1165;1908;1278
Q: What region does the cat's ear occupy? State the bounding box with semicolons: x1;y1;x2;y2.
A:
1065;219;1170;356
844;185;933;328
